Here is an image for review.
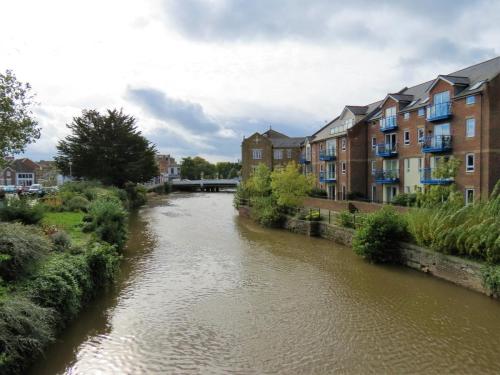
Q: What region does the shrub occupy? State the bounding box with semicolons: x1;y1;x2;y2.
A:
481;265;500;297
64;195;90;212
0;223;51;281
337;211;355;228
0;296;55;375
353;207;407;263
0;199;45;225
28;253;93;324
309;187;327;198
304;210;322;221
86;242;121;287
124;182;147;209
391;193;417;207
250;196;284;227
233;184;250;208
84;197;128;249
50;230;71;252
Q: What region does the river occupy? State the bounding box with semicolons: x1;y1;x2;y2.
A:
29;193;500;374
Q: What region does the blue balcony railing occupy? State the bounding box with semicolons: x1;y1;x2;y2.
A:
421;135;452;153
427;102;452;121
319;148;336;161
299;153;311;164
375;169;399;184
380;115;398;132
420;168;454;185
319;171;336;183
375;143;398;158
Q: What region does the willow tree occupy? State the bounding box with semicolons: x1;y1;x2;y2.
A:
55;109;158;187
0;70;40;163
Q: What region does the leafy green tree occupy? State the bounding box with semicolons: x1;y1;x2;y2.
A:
215;162;241;179
180;156;216;179
271;162;314;208
55;109;158;187
245;163;271;197
0;70;40;162
417;158;462;207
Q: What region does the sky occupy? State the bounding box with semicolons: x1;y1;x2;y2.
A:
1;0;499;163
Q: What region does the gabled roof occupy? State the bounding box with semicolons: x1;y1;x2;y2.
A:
262;129;288;138
426;74;469;92
3;158;40;173
270;137;305;148
345;105;369;116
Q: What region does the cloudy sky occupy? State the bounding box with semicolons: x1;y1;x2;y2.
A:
1;0;499;162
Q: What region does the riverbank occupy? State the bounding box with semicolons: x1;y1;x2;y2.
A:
0;182;142;375
238;206;493;298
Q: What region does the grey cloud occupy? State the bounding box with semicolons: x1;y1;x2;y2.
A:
127;87;220;133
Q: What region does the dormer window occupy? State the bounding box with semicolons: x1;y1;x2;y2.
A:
418;108;425;117
404;113;410;120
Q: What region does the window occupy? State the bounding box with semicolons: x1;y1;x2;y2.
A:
417;128;425;144
418;158;423;171
404;112;410;120
342;185;347;200
405;158;411;173
466;153;475;172
466;118;475;138
6;171;10;177
252;149;262;160
371;185;376;202
404;130;410;145
341;138;346;150
372;137;377;149
465;188;475;205
341;162;346;174
418;108;425;117
273;149;283;160
287;149;292;158
371;160;376;175
405;186;411;193
466;95;476;105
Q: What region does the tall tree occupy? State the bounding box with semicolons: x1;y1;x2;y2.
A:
55;109;158;187
0;70;40;162
180;156;216;179
215;161;241;179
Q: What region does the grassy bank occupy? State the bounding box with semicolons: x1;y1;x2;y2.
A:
0;181;145;374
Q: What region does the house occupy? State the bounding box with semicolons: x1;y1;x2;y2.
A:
0;158;41;186
156;154;181;181
241;128;305;181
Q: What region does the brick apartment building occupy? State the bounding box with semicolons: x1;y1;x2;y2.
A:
156;154;180;182
241;129;305;181
241;56;500;204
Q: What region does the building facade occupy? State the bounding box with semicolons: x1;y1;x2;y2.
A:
156;154;181;182
241;129;305;181
0;158;41;186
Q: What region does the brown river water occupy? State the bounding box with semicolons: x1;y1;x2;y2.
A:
29;193;500;374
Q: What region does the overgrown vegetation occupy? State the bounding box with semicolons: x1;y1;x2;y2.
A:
0;198;45;225
0;182;127;374
352;207;407;263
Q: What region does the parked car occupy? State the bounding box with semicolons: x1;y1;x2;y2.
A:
28;184;44;196
3;185;16;193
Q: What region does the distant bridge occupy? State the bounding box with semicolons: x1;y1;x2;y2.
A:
144;178;240;192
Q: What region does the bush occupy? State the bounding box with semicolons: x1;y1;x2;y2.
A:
28;253;93;324
304;210;322;221
84;197;128;249
337;211;355;228
0;223;51;281
353;207;407;263
0;296;55;375
481;265;500;297
124;182;147;209
64;195;90;212
251;196;284;227
309;187;327;198
0;199;45;225
50;230;71;252
86;242;121;287
391;193;417;207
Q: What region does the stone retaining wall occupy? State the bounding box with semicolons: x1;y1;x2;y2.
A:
238;206;491;298
303;197;409;214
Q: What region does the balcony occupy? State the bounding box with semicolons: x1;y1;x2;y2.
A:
427;102;452;121
375;169;399;184
319;149;336;161
299;153;311;164
375;143;398;158
420;168;454;185
379;115;398;132
319;171;336;183
421;135;452;153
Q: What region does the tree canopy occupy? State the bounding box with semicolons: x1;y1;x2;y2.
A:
0;70;40;162
55;109;158;187
215;162;241;179
271;162;314;207
180;156;216;179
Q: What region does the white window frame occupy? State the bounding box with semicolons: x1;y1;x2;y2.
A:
466;118;475;138
417;128;425;144
252;149;262;160
465;188;475;205
466;95;476;105
405;158;411;173
404;112;410;120
273;149;283;160
341;162;346;174
341;138;346;151
403;130;410;145
372;137;377;149
418;108;425;117
466;153;475;172
287;149;292;158
371;160;376;175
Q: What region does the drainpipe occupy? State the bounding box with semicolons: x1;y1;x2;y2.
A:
479;90;483;200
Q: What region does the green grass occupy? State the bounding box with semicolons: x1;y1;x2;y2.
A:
41;212;89;245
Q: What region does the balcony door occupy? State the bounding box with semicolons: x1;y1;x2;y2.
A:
326;139;336;155
385;106;396;117
385;133;397;149
328;184;336;200
433;123;450;148
433;91;450;105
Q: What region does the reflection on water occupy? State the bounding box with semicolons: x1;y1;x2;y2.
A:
30;193;500;374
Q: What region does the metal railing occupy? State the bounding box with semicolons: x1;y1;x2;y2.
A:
421;135;452;152
420;168;454;185
319;148;336;161
427;102;452;121
375;143;397;157
375;169;399;183
380;115;397;131
319;171;336;182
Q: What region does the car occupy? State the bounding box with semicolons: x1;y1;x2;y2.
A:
3;185;16;193
28;184;44;195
